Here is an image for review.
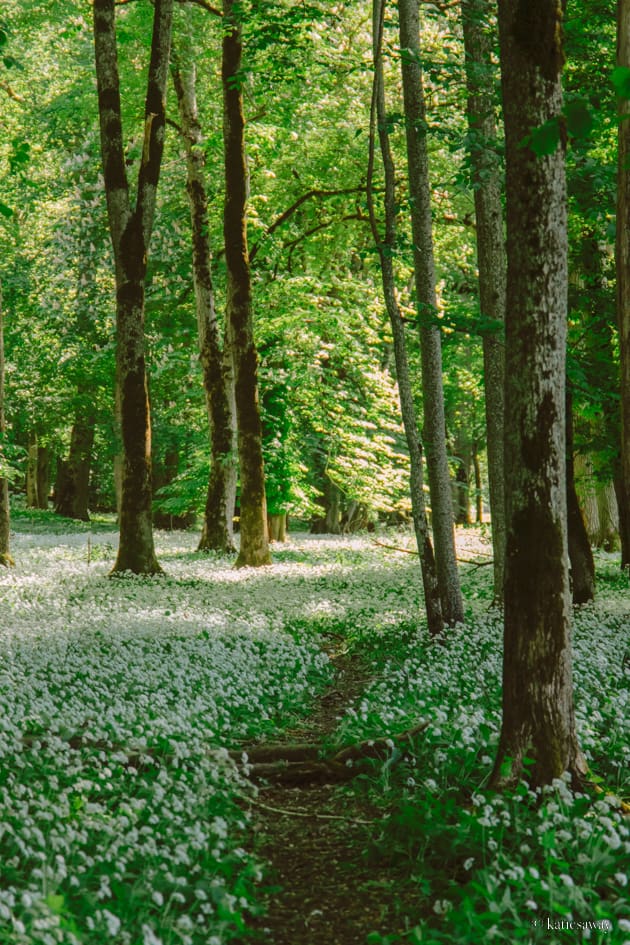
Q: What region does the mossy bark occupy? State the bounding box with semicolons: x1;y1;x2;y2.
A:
93;0;173;574
398;0;464;626
172;56;237;555
491;0;585;789
222;0;270;568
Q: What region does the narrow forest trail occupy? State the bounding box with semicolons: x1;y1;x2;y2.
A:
238;646;409;945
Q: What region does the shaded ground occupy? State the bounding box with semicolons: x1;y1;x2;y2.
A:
239;648;410;945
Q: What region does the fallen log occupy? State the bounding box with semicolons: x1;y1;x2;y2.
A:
233;720;430;785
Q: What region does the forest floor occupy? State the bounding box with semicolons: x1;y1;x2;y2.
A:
1;512;629;945
240;649;401;945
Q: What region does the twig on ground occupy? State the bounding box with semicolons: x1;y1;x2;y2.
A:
247;797;374;826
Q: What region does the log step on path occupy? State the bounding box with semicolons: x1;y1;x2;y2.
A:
233;651;429;945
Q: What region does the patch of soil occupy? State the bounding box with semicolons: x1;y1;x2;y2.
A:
237;650;410;945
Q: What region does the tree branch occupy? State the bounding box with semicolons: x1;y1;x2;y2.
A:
249;185;368;262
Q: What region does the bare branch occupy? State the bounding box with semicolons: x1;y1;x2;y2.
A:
0;81;24;104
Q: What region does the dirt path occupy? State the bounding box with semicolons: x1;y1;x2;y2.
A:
238;647;408;945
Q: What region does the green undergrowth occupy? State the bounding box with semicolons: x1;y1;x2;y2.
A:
1;523;628;944
333;555;630;945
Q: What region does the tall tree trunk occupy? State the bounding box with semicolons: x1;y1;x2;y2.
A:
222;0;270;568
454;435;472;525
0;285;12;566
26;432;38;508
368;0;443;637
472;441;483;523
36;446;51;509
172;56;238;554
566;388;595;604
55;399;95;521
398;0;464;626
616;0;630;571
93;0;173;574
461;0;507;600
491;0;585;789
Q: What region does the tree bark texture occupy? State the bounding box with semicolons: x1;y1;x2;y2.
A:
222;0;271;568
492;0;585;788
461;0;507;600
55;397;95;521
398;0;464;626
0;286;12;566
616;0;630;570
566;389;595;604
172;56;238;554
368;0;443;637
93;0;173;574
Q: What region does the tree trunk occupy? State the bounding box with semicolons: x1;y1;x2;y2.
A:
576;455;620;550
93;0;173;574
368;0;443;637
461;0;507;600
616;0;630;571
55;400;95;521
26;432;38;508
268;513;287;542
36;446;51;510
472;441;483;523
491;0;585;789
172;54;238;554
566;389;595;604
398;0;464;626
454;435;472;525
0;285;12;566
222;0;270;568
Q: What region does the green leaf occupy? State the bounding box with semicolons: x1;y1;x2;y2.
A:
45;894;65;915
612;65;630;99
565;101;594;139
0;202;13;218
520;119;561;157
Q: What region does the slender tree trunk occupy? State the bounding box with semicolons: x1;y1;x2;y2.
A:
398;0;464;626
26;432;38;508
0;285;12;566
222;0;270;568
461;0;507;600
172;56;237;554
472;441;483;523
566;388;595;604
93;0;173;574
368;0;443;636
491;0;586;789
454;436;472;525
616;0;630;571
36;446;51;509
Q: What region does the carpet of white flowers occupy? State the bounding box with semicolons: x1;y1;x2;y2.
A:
1;522;629;945
0;524;426;945
338;554;630;945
